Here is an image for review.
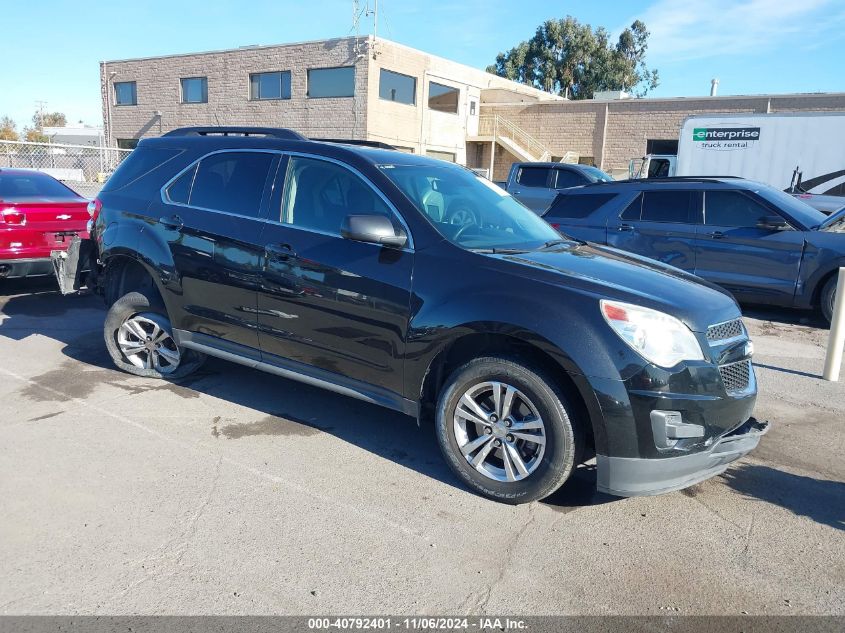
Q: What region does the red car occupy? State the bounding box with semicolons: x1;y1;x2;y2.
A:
0;168;90;279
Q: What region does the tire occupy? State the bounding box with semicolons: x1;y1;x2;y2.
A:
104;290;205;379
821;275;837;325
435;356;583;504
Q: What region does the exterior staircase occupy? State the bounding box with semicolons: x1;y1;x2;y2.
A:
470;114;554;162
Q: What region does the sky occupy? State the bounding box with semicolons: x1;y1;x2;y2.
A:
2;0;844;131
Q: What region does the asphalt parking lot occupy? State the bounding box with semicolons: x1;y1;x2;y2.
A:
0;278;843;616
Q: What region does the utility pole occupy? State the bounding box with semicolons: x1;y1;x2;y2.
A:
35;100;47;131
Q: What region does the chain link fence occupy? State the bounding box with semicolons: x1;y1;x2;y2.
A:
0;140;132;199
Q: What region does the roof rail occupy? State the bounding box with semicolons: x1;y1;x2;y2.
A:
163;127;306;140
313;138;397;150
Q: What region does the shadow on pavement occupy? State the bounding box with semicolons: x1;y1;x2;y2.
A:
742;304;827;328
2;277;615;509
722;463;844;531
752;362;822;380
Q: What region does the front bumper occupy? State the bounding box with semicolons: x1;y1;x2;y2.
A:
596;417;770;497
0;257;54;279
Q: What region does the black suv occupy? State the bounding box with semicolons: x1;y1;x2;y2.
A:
54;128;767;504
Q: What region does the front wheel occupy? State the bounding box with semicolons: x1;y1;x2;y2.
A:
435;356;583;504
104;291;205;379
821;275;838;325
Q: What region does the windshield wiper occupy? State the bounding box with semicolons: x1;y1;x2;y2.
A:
470;247;529;254
536;238;584;250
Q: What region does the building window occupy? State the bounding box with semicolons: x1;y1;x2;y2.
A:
307;67;355;98
646;139;679;155
379;69;416;105
428;82;459;113
249;71;291;100
116;138;139;150
425;150;456;162
114;81;137;106
469;100;477;115
181;77;208;103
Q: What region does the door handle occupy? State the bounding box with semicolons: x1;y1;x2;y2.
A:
617;223;634;232
708;231;726;239
265;243;296;261
159;215;183;231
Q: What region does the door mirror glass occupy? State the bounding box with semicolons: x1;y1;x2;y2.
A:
756;215;789;230
341;214;407;248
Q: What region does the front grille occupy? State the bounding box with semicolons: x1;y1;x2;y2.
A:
707;318;745;342
719;359;751;394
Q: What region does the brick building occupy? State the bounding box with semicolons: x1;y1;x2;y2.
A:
101;35;845;180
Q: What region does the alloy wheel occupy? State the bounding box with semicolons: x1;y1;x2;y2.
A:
116;313;181;374
452;381;547;482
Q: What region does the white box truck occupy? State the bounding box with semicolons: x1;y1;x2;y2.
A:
677;112;845;192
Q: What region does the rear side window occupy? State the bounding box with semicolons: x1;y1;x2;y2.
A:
102;148;181;192
517;167;550;187
188;152;274;218
0;172;81;201
623;191;693;223
704;191;771;227
553;169;585;189
165;164;196;204
547;193;616;219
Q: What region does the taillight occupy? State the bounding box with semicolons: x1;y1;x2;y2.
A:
1;208;26;225
87;199;102;222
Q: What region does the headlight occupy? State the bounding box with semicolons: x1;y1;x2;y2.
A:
600;300;704;368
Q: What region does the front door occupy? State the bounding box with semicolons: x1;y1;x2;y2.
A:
255;154;413;397
694;190;804;306
153;150;279;350
606;189;698;272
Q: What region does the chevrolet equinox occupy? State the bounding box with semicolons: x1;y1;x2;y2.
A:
53;127;768;504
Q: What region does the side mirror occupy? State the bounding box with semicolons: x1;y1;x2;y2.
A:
756;216;789;231
341;214;407;248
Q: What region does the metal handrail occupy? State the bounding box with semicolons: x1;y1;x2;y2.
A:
477;114;552;161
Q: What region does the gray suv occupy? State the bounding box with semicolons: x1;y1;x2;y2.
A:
505;162;614;213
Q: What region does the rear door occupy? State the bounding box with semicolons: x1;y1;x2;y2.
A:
694;189;804;305
606;189;698;272
509;166;553;213
151;150;279;351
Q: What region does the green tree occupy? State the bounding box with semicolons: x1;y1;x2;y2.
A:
24;127;49;143
487;17;659;99
0;116;19;141
31;111;67;129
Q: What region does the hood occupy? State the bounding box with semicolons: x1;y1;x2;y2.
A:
489;242;739;332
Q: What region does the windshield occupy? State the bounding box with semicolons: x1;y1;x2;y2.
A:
380;164;562;250
580;166;614;182
753;184;826;230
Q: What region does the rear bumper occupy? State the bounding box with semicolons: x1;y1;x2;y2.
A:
0;257;54;279
596;417;770;497
51;237;96;294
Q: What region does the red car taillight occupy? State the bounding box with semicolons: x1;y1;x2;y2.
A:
1;208;26;225
87;199;102;222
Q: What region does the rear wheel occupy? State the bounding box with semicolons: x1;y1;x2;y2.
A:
821;275;838;325
104;290;205;379
435;356;582;504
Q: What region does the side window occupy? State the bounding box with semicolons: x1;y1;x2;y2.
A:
621;194;642;220
705;191;771;227
281;156;392;235
553;169;584;190
640;191;692;223
166;164;196;204
516;167;550;188
189;152;274;217
548;193;616;219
